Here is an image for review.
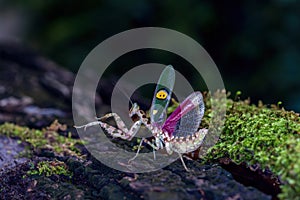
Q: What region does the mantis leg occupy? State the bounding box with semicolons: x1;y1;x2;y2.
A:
128;137;161;162
75;114;143;140
143;138;163;160
96;113;129;132
178;153;190;172
128;137;145;163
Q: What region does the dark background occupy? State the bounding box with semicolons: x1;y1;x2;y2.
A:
0;0;299;111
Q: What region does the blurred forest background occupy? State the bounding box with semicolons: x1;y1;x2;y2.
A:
0;0;299;111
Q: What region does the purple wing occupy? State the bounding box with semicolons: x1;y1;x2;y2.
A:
162;92;204;138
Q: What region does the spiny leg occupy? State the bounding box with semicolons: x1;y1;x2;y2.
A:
75;120;127;138
96;112;151;140
103;120;140;140
96;113;129;133
74;121;103;131
75;118;142;140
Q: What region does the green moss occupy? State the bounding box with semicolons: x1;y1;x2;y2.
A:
0;120;83;157
27;160;73;178
202;94;300;199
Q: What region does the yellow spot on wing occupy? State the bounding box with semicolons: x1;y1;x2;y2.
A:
156;90;168;100
152;110;158;115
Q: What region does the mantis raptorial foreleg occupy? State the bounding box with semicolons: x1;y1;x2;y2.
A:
75;113;143;140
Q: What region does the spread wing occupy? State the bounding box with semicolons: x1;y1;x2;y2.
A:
162;92;205;138
150;65;175;128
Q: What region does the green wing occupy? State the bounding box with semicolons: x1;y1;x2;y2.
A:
150;65;175;128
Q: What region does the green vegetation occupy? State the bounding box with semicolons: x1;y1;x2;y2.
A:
0;120;83;157
27;160;72;177
202;93;300;199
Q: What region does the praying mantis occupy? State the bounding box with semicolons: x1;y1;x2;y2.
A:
75;65;208;171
